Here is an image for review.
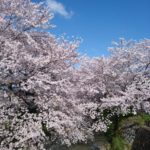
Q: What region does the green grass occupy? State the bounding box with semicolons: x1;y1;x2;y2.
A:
111;135;130;150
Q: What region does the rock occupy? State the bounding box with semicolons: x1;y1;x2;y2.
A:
145;120;150;127
90;144;100;150
132;127;150;150
122;124;139;144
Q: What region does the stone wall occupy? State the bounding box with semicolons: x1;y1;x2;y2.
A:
132;127;150;150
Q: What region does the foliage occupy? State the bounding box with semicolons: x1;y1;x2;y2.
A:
111;135;130;150
106;113;150;150
119;113;150;128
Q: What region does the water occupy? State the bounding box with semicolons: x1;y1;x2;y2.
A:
69;135;110;150
49;134;110;150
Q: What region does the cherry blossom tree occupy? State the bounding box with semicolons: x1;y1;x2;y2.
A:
78;39;150;133
0;0;92;149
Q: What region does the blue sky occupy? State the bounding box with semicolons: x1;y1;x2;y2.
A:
34;0;150;57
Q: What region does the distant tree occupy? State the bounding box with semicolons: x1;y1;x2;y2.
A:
78;39;150;132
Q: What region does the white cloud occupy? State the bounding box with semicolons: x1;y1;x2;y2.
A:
47;0;73;18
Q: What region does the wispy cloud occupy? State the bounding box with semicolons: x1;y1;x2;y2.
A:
46;0;73;18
